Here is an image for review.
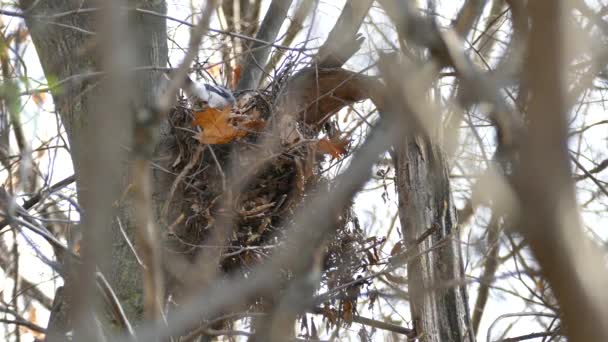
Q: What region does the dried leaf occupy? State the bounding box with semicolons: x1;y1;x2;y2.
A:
241;117;266;131
16;26;29;43
317;137;349;159
192;107;247;144
342;300;354;323
232;64;242;89
193;107;266;144
208;64;222;78
20;306;44;339
390;241;404;256
32;92;46;106
73;239;82;256
322;304;337;325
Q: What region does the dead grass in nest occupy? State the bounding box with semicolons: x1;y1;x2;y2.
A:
163;84;376;325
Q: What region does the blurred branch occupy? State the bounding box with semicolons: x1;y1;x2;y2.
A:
309;307;414;337
512;1;608;340
453;0;487;38
471;213;501;336
68;0;135;338
131;158;164;320
472;0;507;61
0;318;46;334
157;1;218;111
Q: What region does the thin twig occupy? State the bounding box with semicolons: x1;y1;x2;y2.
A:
207;145;226;192
95;272;135;338
117;217;146;269
0;174;76;232
157;1;218;112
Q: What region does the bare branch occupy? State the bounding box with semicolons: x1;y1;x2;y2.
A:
513;1;608;340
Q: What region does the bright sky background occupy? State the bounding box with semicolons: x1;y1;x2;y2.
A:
1;1;607;341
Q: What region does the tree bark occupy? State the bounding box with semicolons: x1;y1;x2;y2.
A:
20;0;168;326
511;1;608;340
395;135;474;342
236;0;293;91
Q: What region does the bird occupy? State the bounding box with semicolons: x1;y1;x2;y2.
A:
181;76;236;110
164;70;236;110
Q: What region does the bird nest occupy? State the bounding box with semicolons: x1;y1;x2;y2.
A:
161;78;377;327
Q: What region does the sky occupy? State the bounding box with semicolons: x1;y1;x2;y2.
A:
2;1;607;341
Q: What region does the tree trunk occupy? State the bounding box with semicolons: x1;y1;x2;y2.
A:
236;0;293;91
395;135;474;342
20;0;168;326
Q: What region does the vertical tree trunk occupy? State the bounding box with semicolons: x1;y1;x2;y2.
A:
395;135;473;342
20;0;168;325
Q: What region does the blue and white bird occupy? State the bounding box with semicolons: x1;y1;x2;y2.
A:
182;76;236;110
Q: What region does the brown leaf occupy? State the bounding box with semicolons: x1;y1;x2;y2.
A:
20;306;44;339
192;107;266;144
32;92;46;106
390;241;404;256
16;26;29;43
192;107;247;144
322;304;337;325
232;64;242;89
73;239;82;256
317;137;349;159
208;64;222;78
240;117;266;131
342;300;354;323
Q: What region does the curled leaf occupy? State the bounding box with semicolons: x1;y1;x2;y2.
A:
192;107;267;144
32;92;46;106
191;107;245;144
232;64;242;89
317;137;349;159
